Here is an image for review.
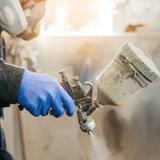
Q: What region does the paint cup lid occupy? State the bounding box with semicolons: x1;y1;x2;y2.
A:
121;42;160;82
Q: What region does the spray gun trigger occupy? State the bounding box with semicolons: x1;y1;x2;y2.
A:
85;82;93;98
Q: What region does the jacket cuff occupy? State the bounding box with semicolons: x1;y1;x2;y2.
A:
0;59;25;104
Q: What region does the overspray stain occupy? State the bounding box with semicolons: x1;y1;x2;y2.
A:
113;75;120;81
103;109;124;154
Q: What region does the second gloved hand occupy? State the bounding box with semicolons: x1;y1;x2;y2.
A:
17;70;75;117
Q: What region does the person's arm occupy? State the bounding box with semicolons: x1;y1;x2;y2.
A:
0;58;75;117
0;58;24;105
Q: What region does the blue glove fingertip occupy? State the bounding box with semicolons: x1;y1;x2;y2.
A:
66;111;74;117
52;106;65;118
53;111;64;118
66;102;75;117
62;92;76;117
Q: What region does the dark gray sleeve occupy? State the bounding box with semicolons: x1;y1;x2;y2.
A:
0;58;25;104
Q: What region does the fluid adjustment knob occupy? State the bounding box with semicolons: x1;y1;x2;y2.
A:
73;76;79;83
59;69;66;75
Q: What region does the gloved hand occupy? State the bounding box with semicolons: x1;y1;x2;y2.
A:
17;70;75;117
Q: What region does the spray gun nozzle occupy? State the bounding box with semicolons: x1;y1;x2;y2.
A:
80;119;95;134
77;109;96;134
88;129;94;135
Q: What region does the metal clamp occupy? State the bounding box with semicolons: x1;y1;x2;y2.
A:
118;53;151;88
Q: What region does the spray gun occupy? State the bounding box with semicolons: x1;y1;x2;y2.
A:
50;69;101;135
49;42;160;135
19;42;160;135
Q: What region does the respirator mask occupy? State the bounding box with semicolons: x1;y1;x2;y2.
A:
0;0;46;40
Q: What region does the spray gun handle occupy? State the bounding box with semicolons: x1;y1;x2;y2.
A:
49;103;67;116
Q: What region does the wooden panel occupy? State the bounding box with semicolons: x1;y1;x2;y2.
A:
20;110;80;160
2;105;24;160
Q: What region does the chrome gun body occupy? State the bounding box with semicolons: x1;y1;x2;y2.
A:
58;69;97;135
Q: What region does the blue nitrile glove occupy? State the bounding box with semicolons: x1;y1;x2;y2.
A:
17;70;75;117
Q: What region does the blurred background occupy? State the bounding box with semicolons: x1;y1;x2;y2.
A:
1;0;160;159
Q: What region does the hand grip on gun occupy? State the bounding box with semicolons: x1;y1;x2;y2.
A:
17;78;70;115
18;69;98;134
49;103;66;115
17;69;75;117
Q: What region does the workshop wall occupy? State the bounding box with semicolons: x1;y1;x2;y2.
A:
42;0;160;32
42;0;99;30
126;0;160;31
1;0;160;159
6;34;159;160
